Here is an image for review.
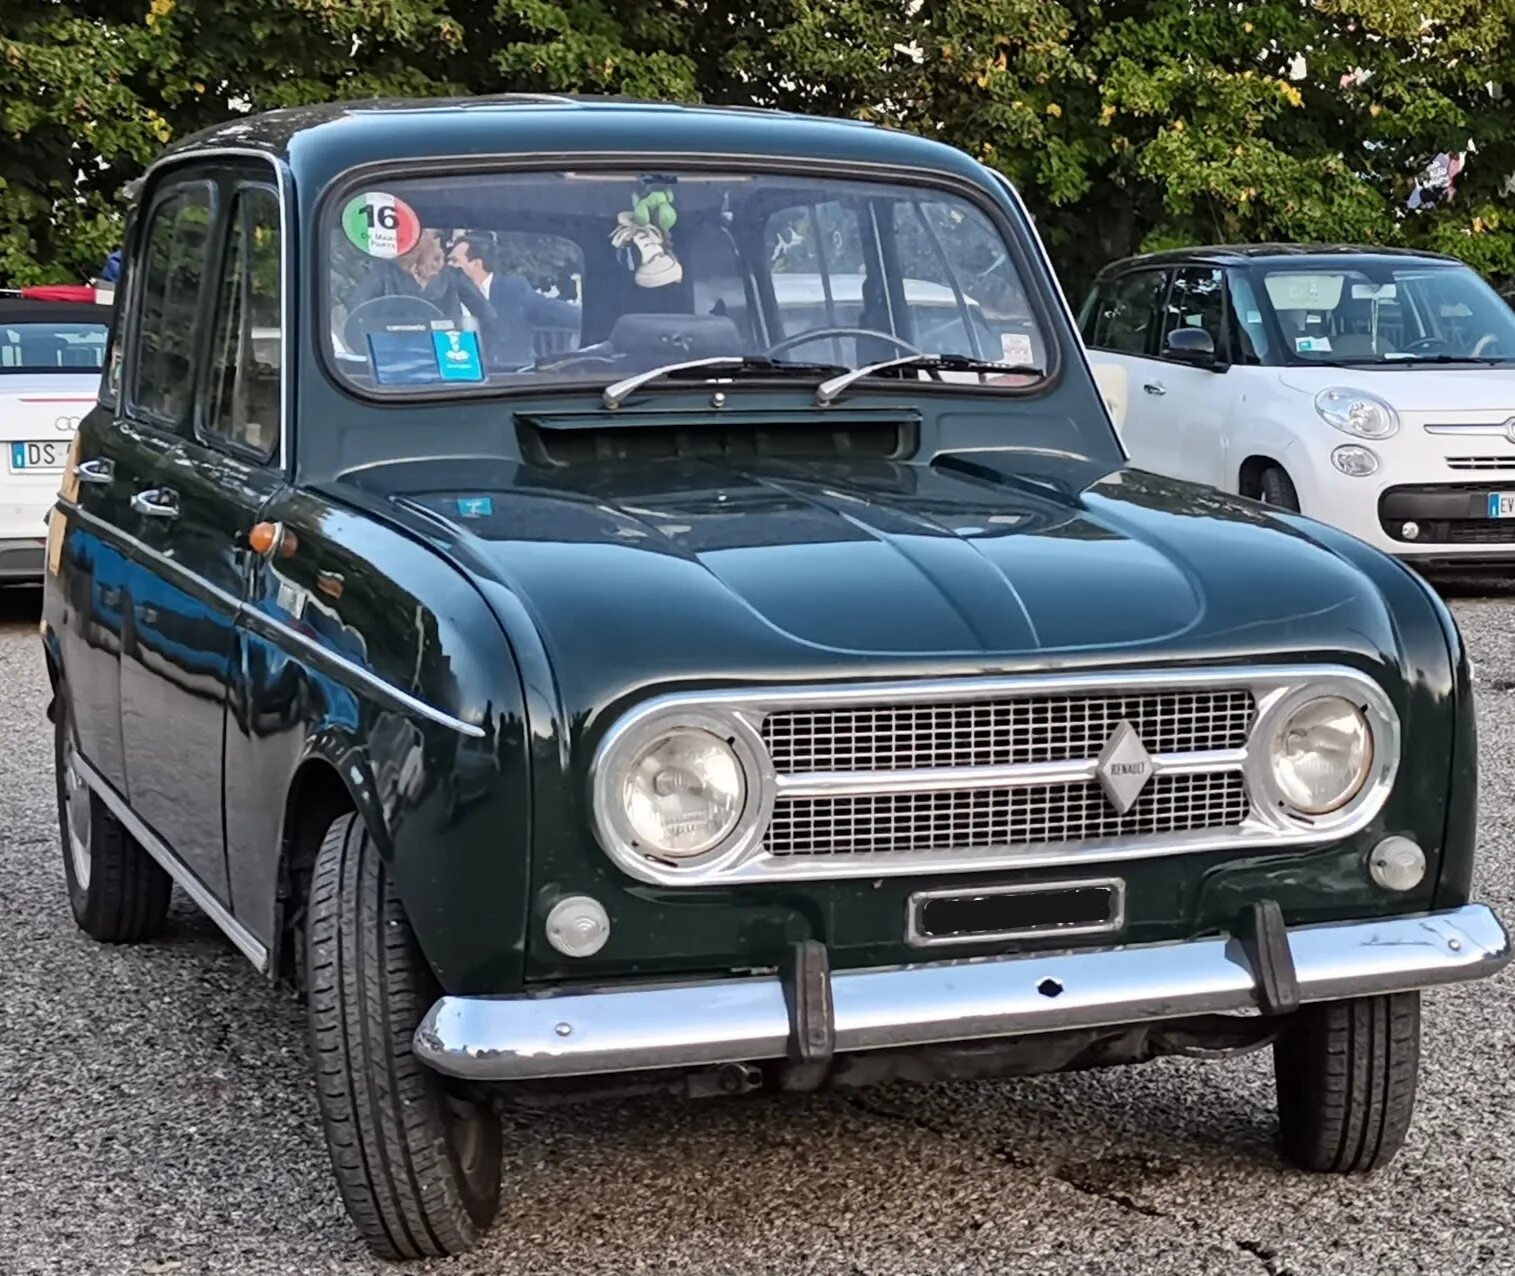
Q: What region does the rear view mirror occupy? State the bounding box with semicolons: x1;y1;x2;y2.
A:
1164;327;1217;367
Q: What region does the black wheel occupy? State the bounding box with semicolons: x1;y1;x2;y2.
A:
306;813;501;1259
55;694;171;942
1258;465;1300;511
1274;992;1420;1173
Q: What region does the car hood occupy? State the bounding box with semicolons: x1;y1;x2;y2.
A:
355;451;1410;723
1277;365;1515;413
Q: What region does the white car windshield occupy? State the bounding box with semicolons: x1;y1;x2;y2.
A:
323;170;1046;393
1252;262;1515;365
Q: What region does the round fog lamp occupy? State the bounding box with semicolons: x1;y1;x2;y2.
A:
1331;444;1380;477
1369;837;1426;892
623;728;745;858
1269;695;1373;815
1401;521;1420;541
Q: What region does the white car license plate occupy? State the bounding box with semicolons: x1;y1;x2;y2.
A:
8;440;67;472
1488;493;1515;518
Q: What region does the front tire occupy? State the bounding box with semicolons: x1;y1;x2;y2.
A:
1274;992;1420;1173
306;813;501;1259
1258;465;1301;511
55;695;171;942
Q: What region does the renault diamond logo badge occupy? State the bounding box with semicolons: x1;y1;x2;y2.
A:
1096;721;1153;815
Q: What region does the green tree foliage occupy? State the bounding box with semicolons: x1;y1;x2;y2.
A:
3;0;1512;296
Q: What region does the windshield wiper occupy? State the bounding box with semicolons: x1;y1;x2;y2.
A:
603;355;846;409
816;353;1042;406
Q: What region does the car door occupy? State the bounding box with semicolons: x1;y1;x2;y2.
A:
49;237;143;794
173;175;291;923
114;166;237;901
1146;266;1239;490
1083;267;1172;466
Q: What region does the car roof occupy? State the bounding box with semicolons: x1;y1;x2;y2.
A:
0;299;112;326
1097;243;1463;277
154;96;993;198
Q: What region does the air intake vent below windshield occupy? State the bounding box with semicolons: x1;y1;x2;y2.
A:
517;417;913;467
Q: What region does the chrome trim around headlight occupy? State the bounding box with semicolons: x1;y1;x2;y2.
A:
589;704;776;878
588;665;1401;886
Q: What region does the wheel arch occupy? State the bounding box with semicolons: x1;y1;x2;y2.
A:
1238;453;1289;499
269;743;373;986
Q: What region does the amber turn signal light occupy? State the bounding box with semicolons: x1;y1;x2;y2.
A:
248;521;298;559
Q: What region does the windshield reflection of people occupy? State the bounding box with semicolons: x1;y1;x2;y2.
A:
345;228;505;362
447;236;582;369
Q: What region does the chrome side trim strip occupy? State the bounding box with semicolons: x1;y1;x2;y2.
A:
58;499;485;739
415;904;1511;1081
73;749;269;971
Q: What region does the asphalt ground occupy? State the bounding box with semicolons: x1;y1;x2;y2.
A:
3;579;1515;1276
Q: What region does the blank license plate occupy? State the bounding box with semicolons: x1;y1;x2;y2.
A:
1488;493;1515;518
8;440;66;472
909;880;1124;947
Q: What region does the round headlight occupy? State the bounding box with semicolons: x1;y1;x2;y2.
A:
1315;387;1399;439
622;728;746;857
1269;696;1374;815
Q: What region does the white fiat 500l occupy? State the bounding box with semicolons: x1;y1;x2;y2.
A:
1080;246;1515;566
0;300;109;581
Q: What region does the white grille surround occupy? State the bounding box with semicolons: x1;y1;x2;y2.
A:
588;666;1401;886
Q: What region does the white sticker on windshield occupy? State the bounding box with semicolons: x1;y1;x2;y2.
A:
1352;283;1398;301
1296;336;1333;353
1000;332;1035;365
1245;310;1262;324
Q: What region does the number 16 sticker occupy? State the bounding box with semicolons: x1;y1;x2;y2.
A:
342;191;421;259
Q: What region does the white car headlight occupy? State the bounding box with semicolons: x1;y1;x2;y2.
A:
1331;444;1380;477
1315;387;1399;439
1268;695;1373;815
620;727;746;857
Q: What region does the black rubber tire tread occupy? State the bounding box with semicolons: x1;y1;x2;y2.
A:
1274;991;1420;1173
1259;465;1301;511
56;697;170;943
306;813;500;1259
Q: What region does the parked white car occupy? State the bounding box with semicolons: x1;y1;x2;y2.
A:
1080;246;1515;566
0;299;109;581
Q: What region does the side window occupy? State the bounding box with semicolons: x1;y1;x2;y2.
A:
1079;283;1110;344
131;180;215;425
100;214;134;408
1094;270;1166;354
204;185;282;459
1227;272;1273;363
1162;267;1225;358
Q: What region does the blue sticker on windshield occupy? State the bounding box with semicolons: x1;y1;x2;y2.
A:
433;329;484;381
367;328;443;385
456;496;493;518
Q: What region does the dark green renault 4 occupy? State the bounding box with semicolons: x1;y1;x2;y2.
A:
41;96;1511;1258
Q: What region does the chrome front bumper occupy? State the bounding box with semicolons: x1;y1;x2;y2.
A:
415;904;1511;1082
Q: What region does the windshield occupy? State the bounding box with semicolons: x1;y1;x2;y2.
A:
0;321;108;372
1250;261;1515;365
323;170;1046;394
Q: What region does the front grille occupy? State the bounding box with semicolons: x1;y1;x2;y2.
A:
767;773;1249;857
1447;456;1515;470
762;689;1254;773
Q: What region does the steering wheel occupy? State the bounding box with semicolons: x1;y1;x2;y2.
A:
761;327;924;360
1400;336;1450;353
343;295;447;356
1473;332;1502;358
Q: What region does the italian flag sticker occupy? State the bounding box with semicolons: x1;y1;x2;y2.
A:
342;191;421;259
